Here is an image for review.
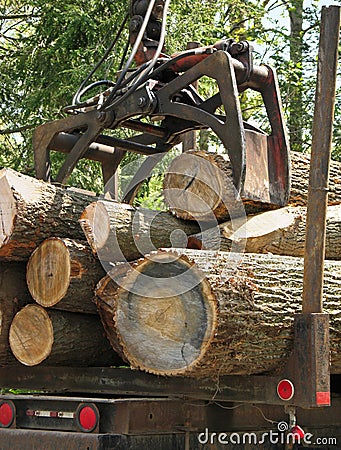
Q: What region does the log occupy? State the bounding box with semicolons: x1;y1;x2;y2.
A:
9;304;123;367
189;204;341;259
79;200;199;265
163;151;341;221
163;150;241;221
0;168;97;261
291;150;341;206
0;263;32;366
27;238;105;314
95;249;341;378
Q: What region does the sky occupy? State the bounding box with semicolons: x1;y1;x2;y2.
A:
254;0;340;61
269;0;341;27
318;0;341;6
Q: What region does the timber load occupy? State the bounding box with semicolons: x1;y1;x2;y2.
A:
0;157;340;378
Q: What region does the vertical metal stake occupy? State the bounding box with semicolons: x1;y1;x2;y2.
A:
297;5;340;409
302;6;340;314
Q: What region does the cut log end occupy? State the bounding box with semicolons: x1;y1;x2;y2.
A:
112;251;217;376
0;172;16;250
163;151;238;221
9;305;53;366
79;201;111;252
27;238;71;307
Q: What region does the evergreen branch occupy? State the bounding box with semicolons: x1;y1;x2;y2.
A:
0;14;37;20
0;124;36;135
303;22;319;35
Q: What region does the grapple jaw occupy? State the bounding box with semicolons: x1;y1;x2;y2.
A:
241;65;291;207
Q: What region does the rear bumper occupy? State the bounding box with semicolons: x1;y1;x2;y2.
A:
0;429;187;450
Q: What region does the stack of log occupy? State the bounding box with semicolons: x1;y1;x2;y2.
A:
0;150;340;380
94;150;341;379
0;168;198;368
0;169;119;367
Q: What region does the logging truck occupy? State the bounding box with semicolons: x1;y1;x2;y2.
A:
0;3;340;450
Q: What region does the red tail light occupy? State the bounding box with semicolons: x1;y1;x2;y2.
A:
0;401;15;428
75;403;99;433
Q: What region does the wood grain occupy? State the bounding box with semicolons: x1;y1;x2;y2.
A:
27;238;104;314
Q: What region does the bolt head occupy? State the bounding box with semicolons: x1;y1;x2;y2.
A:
96;112;106;122
138;97;147;107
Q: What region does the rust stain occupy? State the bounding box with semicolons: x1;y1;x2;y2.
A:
0;241;36;259
70;259;86;278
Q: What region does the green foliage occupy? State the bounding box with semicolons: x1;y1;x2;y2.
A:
133;174;166;210
1;0;340;199
1;0;128;187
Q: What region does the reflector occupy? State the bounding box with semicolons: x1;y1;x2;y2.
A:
291;425;305;441
277;379;295;401
76;403;99;433
0;402;15;428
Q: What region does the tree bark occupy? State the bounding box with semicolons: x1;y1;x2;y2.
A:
27;238;105;314
0;263;32;366
79;200;199;266
9;304;123;367
94;265;131;361
287;0;304;153
95;249;341;378
290;150;341;206
189;204;341;260
163;151;341;221
0;168;96;261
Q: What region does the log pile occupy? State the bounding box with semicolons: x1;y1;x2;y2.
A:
0;168;199;368
95;150;341;379
0;149;340;380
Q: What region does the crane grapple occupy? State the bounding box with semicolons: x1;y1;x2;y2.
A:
33;0;290;207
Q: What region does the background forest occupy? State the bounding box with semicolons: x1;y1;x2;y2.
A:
0;0;340;197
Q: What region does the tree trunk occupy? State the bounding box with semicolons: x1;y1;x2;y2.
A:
95;249;341;378
79;200;199;266
163;151;341;221
189;204;341;259
0;263;32;366
288;0;304;152
9;304;123;367
0;168;96;261
27;238;105;314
